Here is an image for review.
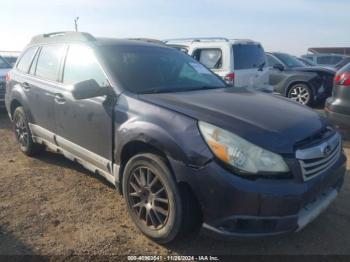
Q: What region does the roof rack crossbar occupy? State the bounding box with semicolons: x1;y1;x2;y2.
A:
30;31;96;45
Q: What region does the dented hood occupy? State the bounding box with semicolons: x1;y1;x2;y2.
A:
139;88;327;154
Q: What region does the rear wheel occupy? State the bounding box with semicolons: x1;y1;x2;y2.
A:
13;107;44;156
123;153;201;243
287;84;313;106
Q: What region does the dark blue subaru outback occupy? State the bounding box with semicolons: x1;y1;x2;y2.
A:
5;32;347;243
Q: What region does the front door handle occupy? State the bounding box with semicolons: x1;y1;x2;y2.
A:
22;82;30;91
54;93;66;104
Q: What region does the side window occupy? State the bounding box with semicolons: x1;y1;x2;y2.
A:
317;56;332;65
63;44;108;86
17;47;37;73
332;56;343;64
192;48;222;69
266;54;280;67
36;45;65;81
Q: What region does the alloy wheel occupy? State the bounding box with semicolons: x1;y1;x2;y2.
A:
289;86;310;105
127;166;170;230
14;113;29;148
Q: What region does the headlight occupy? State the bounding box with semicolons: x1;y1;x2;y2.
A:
198;121;289;175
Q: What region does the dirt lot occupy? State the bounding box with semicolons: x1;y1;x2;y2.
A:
0;109;349;257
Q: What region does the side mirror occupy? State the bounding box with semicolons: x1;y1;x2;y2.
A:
72;79;110;100
273;63;285;71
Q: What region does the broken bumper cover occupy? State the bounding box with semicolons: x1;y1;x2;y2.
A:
202;187;340;238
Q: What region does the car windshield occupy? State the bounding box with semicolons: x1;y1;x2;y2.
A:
299;58;316;66
335;57;350;70
99;45;226;94
0;56;11;69
275;53;306;68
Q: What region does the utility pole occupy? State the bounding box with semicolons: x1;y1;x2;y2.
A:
74;17;79;32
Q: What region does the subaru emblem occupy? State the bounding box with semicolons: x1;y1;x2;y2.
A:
323;145;332;157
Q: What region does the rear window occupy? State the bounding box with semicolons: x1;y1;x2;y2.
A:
233;44;266;70
16;47;37;73
35;45;65;81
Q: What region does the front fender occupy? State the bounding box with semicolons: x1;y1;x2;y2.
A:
283;72;319;96
114;94;213;169
115;120;212;167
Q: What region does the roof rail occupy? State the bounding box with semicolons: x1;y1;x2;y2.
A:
127;38;165;45
230;38;255;42
29;31;96;45
164;37;230;43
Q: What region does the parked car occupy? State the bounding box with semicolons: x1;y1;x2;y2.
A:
165;38;272;91
333;57;350;71
3;55;19;67
266;52;335;106
297;57;317;67
302;54;349;66
325;63;350;129
6;32;347;243
0;55;12;107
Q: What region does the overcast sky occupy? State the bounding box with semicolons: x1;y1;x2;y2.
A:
1;0;349;55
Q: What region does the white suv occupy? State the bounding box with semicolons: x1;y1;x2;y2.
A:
165;38;271;91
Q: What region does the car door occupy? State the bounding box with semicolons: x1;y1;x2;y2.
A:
232;43;269;89
14;45;65;144
266;54;288;94
266;54;287;87
54;43;115;181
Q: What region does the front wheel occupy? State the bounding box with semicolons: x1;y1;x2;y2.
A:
287;84;313;106
123;153;200;244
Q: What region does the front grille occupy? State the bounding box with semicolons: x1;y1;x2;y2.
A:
294;126;335;149
296;133;341;181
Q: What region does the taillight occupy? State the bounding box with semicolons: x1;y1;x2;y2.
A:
5;72;11;82
334;71;350;86
224;72;235;86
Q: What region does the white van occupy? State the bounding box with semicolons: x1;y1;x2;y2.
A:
165;38;271;91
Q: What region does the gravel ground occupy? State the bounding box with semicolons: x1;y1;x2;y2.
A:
0;109;349;258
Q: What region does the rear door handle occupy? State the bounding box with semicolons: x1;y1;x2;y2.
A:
22;82;30;91
54;93;66;104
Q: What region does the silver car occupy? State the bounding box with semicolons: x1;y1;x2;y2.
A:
0;56;12;107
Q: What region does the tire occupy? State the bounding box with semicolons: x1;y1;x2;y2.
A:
122;153;200;244
287;83;314;106
13;107;44;156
